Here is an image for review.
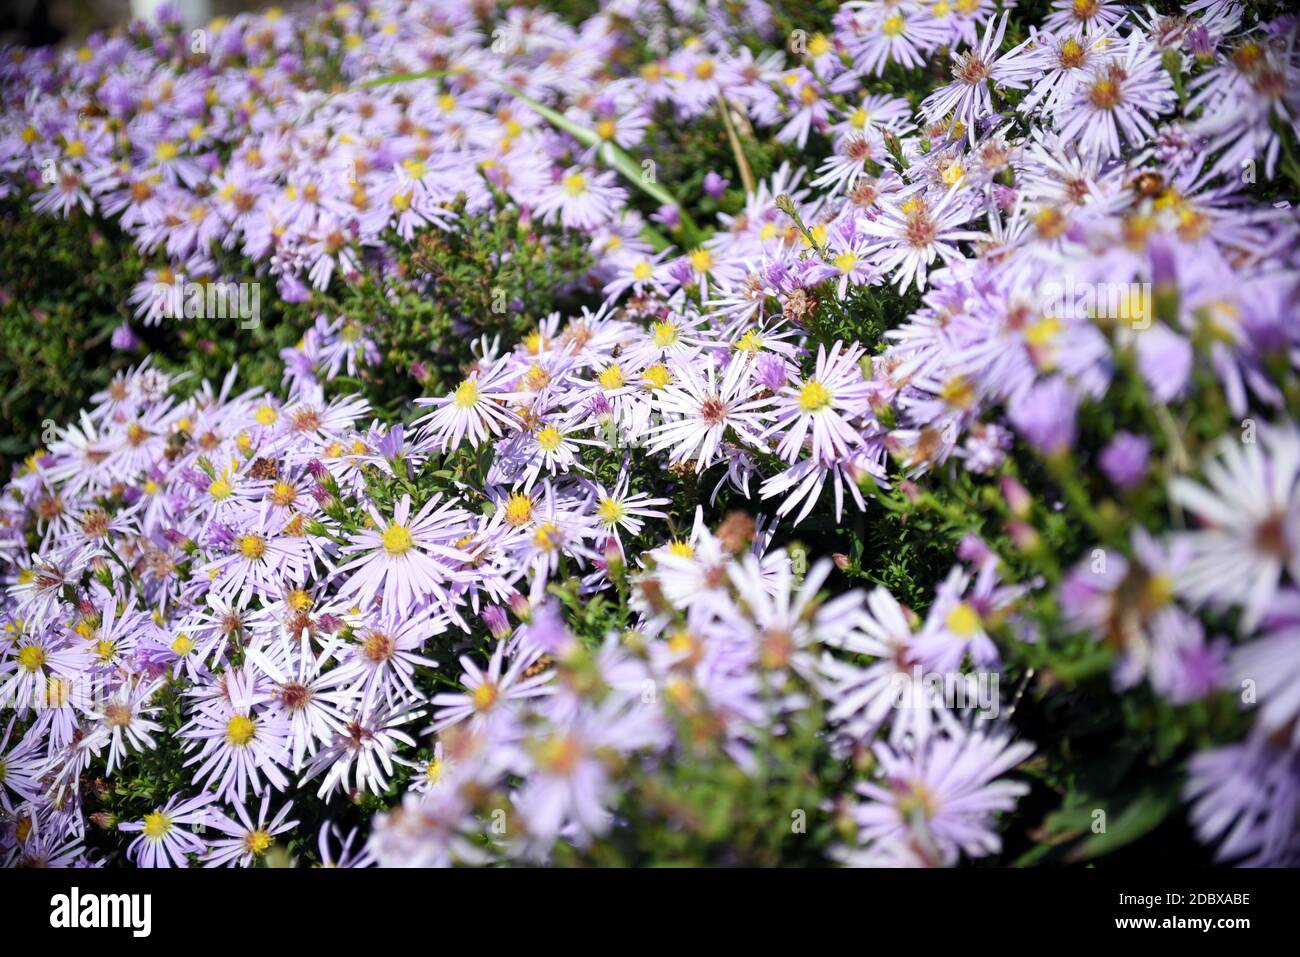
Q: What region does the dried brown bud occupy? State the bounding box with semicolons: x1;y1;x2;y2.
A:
249;456;280;480
639;577;667;614
716;510;755;556
781;287;818;325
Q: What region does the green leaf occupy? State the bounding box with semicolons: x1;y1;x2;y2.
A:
1066;790;1178;862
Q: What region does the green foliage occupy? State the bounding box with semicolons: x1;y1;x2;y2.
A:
0;203;139;465
329;199;599;410
0;201;305;472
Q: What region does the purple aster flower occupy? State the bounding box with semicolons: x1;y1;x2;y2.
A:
119;792;216;868
753;352;789;392
1099;431;1151;489
1185;733;1300;866
482;605;511;640
110;323;141;351
851;727;1034;863
1007;376;1078;456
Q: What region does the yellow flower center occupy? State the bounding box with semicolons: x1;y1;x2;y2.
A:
1145;574;1174;608
668;630;696;656
940;376;974;409
651;320;679;348
209;477;233;500
632;261;654;281
270;480;296;507
473;682;498;711
225;714;256;746
562;172;587;196
533;521;561;551
882;14;906;36
945;602;981;637
897;782;939;820
504;492;534;527
833;251;859;274
244;830;273;855
1059;37;1084;68
171;633;194;655
382;523;414;555
536;425;564;452
597;497;628;525
538;734;583;774
17;645;46;672
524;364;550;391
643;364;671;390
667;539;695;559
598;364;626;390
363;631;396;662
1089;78;1120;110
452;379;481;409
1025;316;1062;347
798;379;833;412
143;811;172;840
238;534;267;560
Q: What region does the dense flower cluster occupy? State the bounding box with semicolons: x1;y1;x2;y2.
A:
2;0;1299;867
